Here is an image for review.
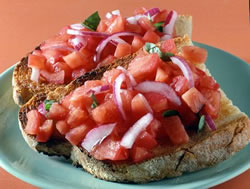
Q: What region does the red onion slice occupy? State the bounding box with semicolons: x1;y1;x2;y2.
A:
135;81;181;106
144;8;160;17
112;10;121;16
203;112;216;131
126;16;137;25
38;103;46;116
95;32;141;62
69;36;87;51
163;10;178;36
106;12;112;19
120;113;153;149
30;67;40;83
170;56;194;88
113;73;127;120
70;23;85;30
67;29;109;38
87;85;110;95
81;123;116;152
117;66;137;86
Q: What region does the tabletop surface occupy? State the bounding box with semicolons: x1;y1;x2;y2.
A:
0;0;249;188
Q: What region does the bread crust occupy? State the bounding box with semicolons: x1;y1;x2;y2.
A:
12;15;193;106
18;35;250;183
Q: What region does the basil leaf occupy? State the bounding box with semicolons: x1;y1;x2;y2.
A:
163;110;179;117
44;100;55;111
144;42;175;61
82;11;101;31
91;93;99;109
154;21;164;32
197;115;205;132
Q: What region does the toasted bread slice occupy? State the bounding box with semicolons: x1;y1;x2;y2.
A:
12;15;192;106
18;35;250;183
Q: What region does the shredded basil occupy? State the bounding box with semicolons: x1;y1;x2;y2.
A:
91;93;99;109
144;42;174;61
197;115;205;132
44;100;55;111
162;110;179;117
82;11;101;31
154;21;164;32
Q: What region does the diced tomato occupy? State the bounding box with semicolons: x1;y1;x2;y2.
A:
63;51;87;69
171;76;189;95
56;120;70;135
69;88;92;109
36;120;54;142
128;54;161;82
32;50;43;56
131;36;145;53
97;20;108;33
101;68;122;85
71;67;86;79
162;116;189;145
131;146;152;163
182;87;206;113
144;92;168;112
42;48;65;64
92;99;120;124
200;89;221;118
143;30;160;44
198;74;219;90
177;101;199;127
106;16;125;34
28;54;46;69
125;22;144;35
67;107;89;127
85;80;104;89
146;119;161;138
85;36;103;52
153;9;168;23
138;17;155;32
98;55;117;67
155;67;169;83
25;110;44;135
134;7;147;15
160;39;177;54
53;62;72;82
131;93;151;118
114;43;132;59
135;131;157;150
121;90;135;114
91;137;128;160
79;47;94;60
65;124;91;145
40;70;65;84
182;46;208;64
48;103;68;120
100;42;116;61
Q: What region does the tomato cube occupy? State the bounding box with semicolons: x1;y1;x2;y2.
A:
91;137;128;161
101;68;122;85
65;124;91;145
182;46;208;64
114;43;132;59
131;36;145;53
131;93;151;118
171;76;189;95
36;120;54;142
155;67;169;83
160;39;177;54
138;17;155;32
125;22;144;35
128;54;161;82
182;87;207;113
135;131;157;150
163;116;189;145
143;30;160;44
153;9;168;23
28;54;46;69
48;103;68;120
53;62;72;82
56;120;70;135
40;70;65;84
25;110;44;135
92;99;120;124
146;119;161;138
63;51;87;69
106;16;125;34
131;146;152;163
67;108;89;127
121;90;135;114
97;20;108;33
144;92;168;112
98;55;117;67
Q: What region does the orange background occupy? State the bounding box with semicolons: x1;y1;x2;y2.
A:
0;0;249;188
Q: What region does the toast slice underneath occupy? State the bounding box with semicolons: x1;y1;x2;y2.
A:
12;15;192;106
18;35;250;183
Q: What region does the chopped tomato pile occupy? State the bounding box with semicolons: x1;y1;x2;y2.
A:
28;7;180;84
25;42;221;163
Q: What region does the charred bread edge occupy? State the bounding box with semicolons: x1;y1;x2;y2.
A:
18;35;250;182
12;15;192;106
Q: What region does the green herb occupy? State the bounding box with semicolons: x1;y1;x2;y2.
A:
144;42;174;61
162;110;179;117
44;100;55;111
91;93;99;109
154;21;164;32
197;115;205;133
82;11;101;31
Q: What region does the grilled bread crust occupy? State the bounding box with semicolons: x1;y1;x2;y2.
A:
18;35;250;183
